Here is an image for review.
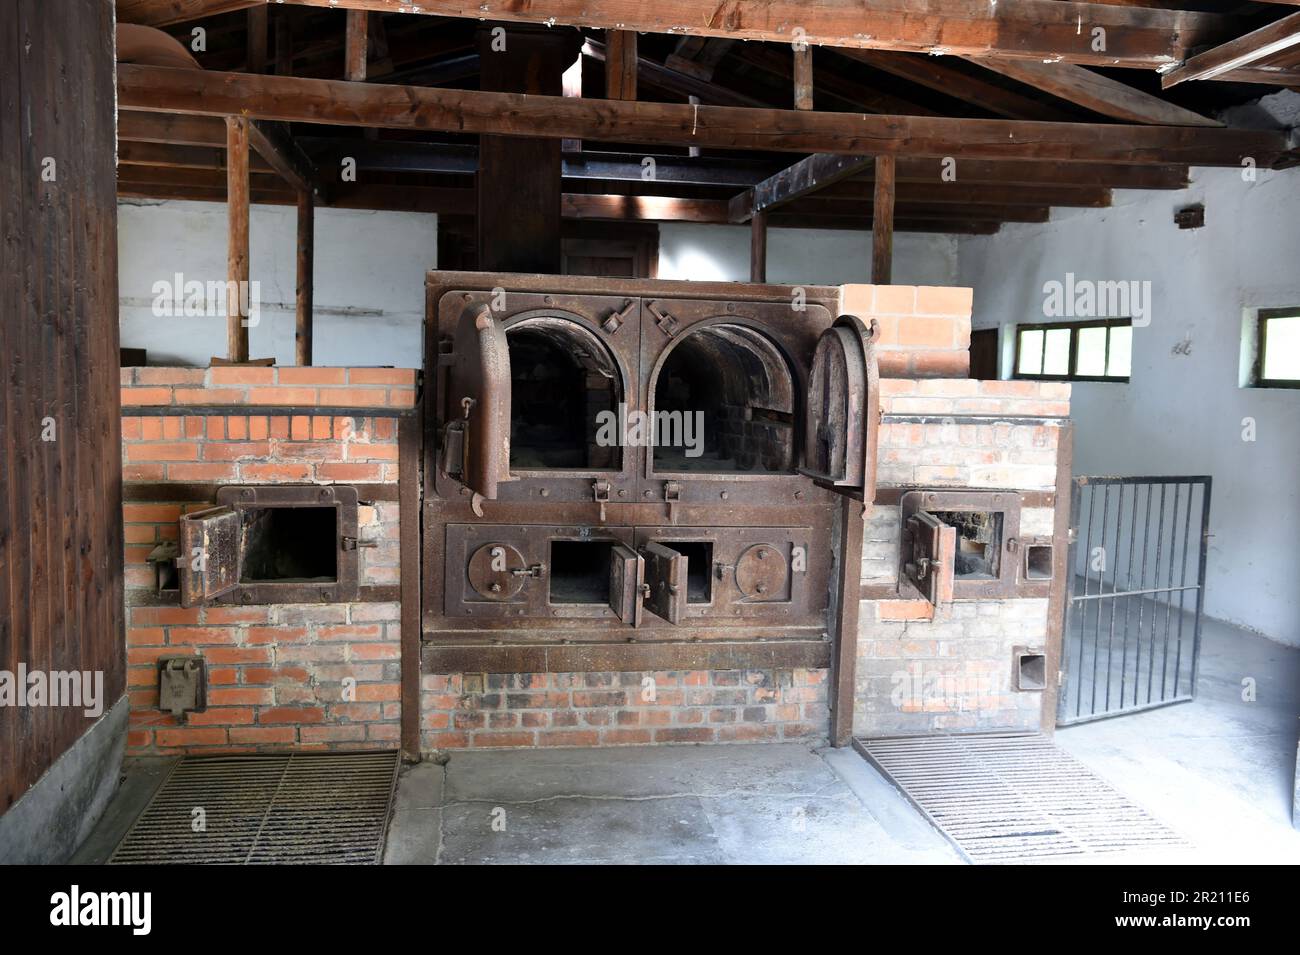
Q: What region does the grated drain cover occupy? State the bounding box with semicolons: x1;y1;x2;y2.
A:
855;733;1189;864
110;752;400;865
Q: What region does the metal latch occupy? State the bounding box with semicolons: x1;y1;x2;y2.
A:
158;656;206;721
511;564;545;578
341;536;378;551
593;480;611;522
647;301;679;337
663;481;682;523
602;299;635;335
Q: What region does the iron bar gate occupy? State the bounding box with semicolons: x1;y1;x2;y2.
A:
1058;476;1212;725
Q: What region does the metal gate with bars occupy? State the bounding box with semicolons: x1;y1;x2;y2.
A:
1058;476;1212;725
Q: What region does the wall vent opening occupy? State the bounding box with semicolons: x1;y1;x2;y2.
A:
241;507;338;583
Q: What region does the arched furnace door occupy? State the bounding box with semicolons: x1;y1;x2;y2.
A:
800;315;881;499
441;303;513;500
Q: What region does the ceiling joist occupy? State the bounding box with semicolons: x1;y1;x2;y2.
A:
1162;10;1300;87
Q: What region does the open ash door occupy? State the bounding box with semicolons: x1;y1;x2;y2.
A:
608;544;646;626
441;303;513;500
641;542;686;624
178;506;242;607
902;509;956;608
799;315;880;499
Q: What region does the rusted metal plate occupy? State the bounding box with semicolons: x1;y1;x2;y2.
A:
642;541;686;624
178;506;242;607
421;639;834;674
901;490;1025;600
467;543;528;600
735;543;789;601
903;510;953;607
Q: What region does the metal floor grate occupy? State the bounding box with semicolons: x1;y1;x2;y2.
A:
855;733;1189;864
110;751;400;865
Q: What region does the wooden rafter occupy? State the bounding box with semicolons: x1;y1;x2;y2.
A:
116;65;1288;167
1162;10;1300;87
970;58;1222;125
117;0;1232;70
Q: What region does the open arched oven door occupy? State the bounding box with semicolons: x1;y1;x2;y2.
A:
799;315;880;501
441;303;514;500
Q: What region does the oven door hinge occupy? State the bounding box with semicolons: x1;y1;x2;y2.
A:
341;536;378;551
647;301;679;338
663;481;682;523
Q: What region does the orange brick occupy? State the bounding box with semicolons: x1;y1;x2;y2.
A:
229;726;297;745
173;388;246;405
290;415;310;440
248;416;269;439
139;417;163;440
311;416;331;440
127;627;166;647
278;367;347;385
124;503;182;522
319;388;387;408
354;683;400;702
207;687;275;706
205;416;225;440
122;464;165;482
914;286;973;316
300;725;367;743
316;462;382;482
123;524;157;544
120;417;141;440
269;416;290;439
348;368;415;385
203;606;270;624
387;388;417;408
249;387;318;406
224;416;247;440
154;727;228;748
246;626;308;644
874;285;917;315
121;387;173;406
163;417;183;439
240;463;311;482
132;606;202;625
896;316;958;349
188;707;256;726
911;351;969;377
125;441;199;462
183;416;204;438
202;647;273;665
167;627;240;646
135;367;207;386
210;366;276;385
876;599;935;622
203;440;272;460
258;706;326;724
168;463;238;481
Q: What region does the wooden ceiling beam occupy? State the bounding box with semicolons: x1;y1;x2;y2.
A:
116;0;265;25
117;65;1286;166
136;0;1231;70
1163;11;1300;86
969;58;1222;125
581;39;769;108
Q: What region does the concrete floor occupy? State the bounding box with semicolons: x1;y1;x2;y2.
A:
73;611;1299;865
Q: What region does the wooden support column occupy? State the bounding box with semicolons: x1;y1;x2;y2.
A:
345;8;368;81
871;154;895;285
295;189;314;366
750;211;768;283
605;30;637;100
247;5;268;73
226;116;251;363
476;24;580;273
793;45;813;111
830;497;867;747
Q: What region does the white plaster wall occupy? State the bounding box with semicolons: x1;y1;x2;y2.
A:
658;222;958;287
957;166;1300;646
118;199;436;367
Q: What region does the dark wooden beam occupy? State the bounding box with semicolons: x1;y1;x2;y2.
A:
872;155;895;284
246;5;268;73
605;30;636;100
229;0;1232;70
822;181;1112;208
970;58;1222;125
118;65;1286;167
750;211;767;282
837;50;1073;122
730;153;873;222
226;116;251;363
731;44;937;116
562;193;729;223
345;8;368;81
793;46;813;111
582;39;768;108
295;189;314;366
117;0;265;25
247;120;319;197
1163;10;1300;87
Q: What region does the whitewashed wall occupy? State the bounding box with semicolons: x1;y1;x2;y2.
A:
958;166;1300;646
118;199;437;367
658;222;958;287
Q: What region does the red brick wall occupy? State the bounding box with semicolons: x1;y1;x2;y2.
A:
121;368;415;755
421;669;829;749
839;284;973;378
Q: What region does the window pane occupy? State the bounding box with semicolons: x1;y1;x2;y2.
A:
1018;329;1044;375
1043;328;1071;376
1262;315;1300;381
1076;326;1108;376
1106;325;1132;378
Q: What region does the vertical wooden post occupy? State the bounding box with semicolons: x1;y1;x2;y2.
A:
606;30;637;100
295;188;314;366
750;211;768;283
247;5;268;73
872;154;895;285
274;12;292;76
562;53;583;154
225;116;250;363
793;45;814;111
830;497;867;747
687;95;701;157
345;9;368;81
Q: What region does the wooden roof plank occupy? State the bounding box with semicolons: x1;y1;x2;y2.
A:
1162;10;1300;87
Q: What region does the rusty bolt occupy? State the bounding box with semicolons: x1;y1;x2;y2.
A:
539;488;550;497
794;490;804;500
721;491;729;500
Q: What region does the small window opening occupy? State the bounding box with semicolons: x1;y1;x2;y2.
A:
549;540;615;604
661;541;713;603
1025;544;1054;580
934;511;1003;580
1016;651;1047;691
653;324;795;473
506;317;621;470
241;507;337;583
